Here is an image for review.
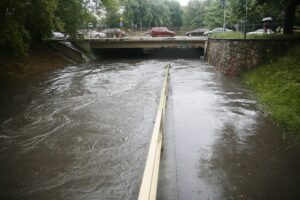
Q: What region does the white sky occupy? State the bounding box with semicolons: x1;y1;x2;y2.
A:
177;0;190;6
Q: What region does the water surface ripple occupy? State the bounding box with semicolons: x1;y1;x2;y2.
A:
0;60;167;200
158;60;300;200
0;59;299;200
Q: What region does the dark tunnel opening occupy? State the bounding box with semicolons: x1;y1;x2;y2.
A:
93;48;204;59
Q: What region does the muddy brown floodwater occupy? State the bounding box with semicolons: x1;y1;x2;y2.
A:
0;59;299;200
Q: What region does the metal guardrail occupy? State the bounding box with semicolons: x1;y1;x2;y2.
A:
138;64;170;200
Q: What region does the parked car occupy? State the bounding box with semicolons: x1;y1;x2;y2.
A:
185;28;209;36
52;31;66;39
87;30;106;38
204;27;233;35
148;27;176;37
102;28;125;38
247;29;274;35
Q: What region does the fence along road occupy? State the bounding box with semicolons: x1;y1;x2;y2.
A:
138;64;170;200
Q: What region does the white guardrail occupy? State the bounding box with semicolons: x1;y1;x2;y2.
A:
138;64;170;200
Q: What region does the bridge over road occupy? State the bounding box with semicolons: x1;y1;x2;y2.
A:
69;36;207;51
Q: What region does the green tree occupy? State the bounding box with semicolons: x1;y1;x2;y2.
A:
0;0;30;56
122;0;140;28
226;0;272;30
184;0;207;28
123;0;183;29
263;0;300;34
150;1;170;27
203;0;223;29
166;0;183;27
0;0;97;56
99;0;122;28
0;0;61;56
25;0;61;40
56;0;91;36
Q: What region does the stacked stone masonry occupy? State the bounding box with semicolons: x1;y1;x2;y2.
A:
205;39;297;76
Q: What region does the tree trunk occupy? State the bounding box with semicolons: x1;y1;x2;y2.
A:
283;0;299;34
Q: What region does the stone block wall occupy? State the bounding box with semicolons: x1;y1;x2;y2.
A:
205;38;297;75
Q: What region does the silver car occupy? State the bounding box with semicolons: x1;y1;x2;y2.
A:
204;28;233;35
247;29;274;35
52;31;66;39
86;30;106;38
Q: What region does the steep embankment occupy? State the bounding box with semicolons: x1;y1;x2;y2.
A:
0;42;72;81
243;45;300;135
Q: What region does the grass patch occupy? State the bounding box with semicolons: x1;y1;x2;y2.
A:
242;45;300;135
210;32;245;39
210;32;300;40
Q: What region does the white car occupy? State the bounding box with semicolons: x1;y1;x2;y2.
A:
204;27;233;35
52;31;66;39
247;29;274;35
87;30;106;38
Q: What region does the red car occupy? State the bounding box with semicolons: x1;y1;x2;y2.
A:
149;27;176;37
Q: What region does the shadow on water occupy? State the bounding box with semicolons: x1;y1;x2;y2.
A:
198;117;300;200
0;59;169;200
163;61;300;200
93;48;203;59
196;76;300;200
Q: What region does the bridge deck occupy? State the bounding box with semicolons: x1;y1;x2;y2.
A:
70;36;207;49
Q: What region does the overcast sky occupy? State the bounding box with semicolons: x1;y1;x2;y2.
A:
177;0;189;6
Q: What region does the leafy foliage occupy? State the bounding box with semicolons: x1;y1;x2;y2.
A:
183;0;206;28
122;0;183;29
25;0;61;40
166;1;183;27
56;0;97;36
0;0;31;56
0;21;29;56
184;0;299;32
0;0;96;57
203;0;223;29
100;0;122;27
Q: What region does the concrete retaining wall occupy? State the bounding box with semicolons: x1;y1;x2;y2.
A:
47;41;84;63
205;38;299;75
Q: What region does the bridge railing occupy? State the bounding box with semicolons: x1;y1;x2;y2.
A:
138;64;170;200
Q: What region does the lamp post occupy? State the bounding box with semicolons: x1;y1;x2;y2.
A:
223;0;226;32
244;0;248;39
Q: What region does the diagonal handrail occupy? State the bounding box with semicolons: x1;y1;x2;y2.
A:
138;64;170;200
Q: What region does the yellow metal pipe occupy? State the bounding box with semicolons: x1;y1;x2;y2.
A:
138;64;170;200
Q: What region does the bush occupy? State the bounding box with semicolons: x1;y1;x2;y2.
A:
0;21;29;57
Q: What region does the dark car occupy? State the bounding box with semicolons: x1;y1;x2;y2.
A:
148;27;176;37
102;28;126;38
204;27;233;35
185;28;209;36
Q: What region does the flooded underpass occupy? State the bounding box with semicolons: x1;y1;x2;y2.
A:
0;58;300;200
